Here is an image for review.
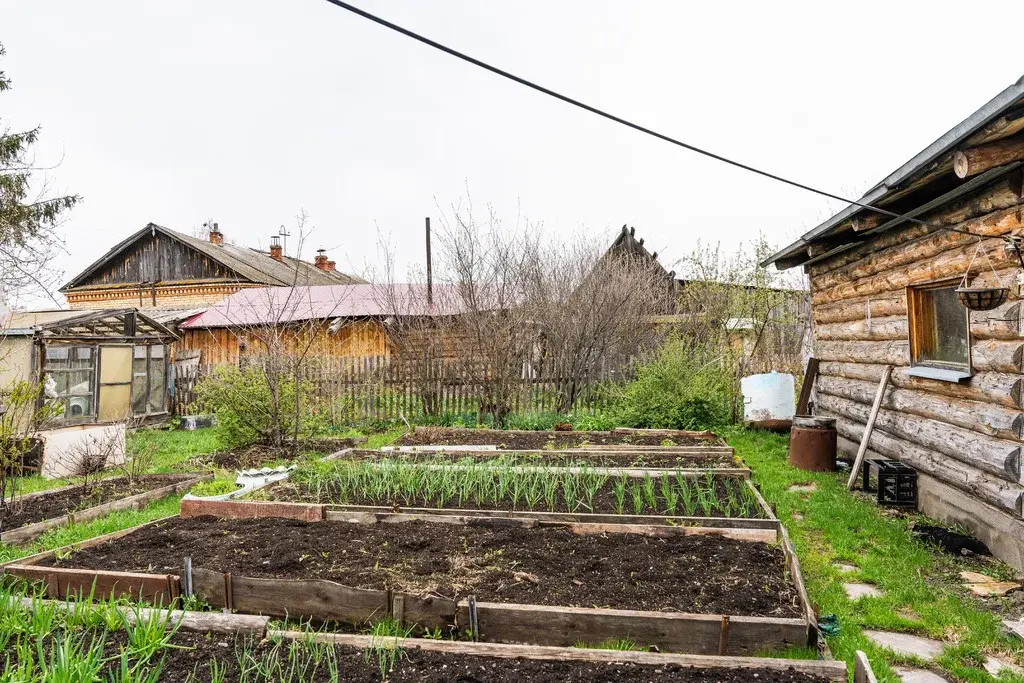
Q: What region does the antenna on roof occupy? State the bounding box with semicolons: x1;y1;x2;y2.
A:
278;224;291;255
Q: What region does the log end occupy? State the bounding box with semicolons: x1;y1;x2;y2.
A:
953;150;970;179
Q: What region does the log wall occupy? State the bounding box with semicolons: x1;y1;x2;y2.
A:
809;178;1024;569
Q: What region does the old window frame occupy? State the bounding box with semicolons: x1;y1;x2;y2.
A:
906;280;972;382
43;344;99;425
131;344;169;416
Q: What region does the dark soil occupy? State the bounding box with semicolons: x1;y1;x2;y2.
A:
397;428;721;449
42;516;800;617
188;437;362;471
270;475;767;518
355;449;738;468
1;630;831;682
912;524;991;556
0;474;190;532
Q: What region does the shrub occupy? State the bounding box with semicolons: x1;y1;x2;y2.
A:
195;365;327;449
615;340;732;430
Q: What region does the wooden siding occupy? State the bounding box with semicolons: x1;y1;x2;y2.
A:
809;181;1024;566
76;233;239;288
176;320;391;367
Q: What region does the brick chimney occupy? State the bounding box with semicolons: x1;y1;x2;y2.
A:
314;248;329;271
208;222;224;245
326;260;337;272
269;235;283;261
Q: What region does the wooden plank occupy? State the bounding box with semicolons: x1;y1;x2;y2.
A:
180;498;324;521
848;365;891;491
780;524;817;648
854;651;879;683
796;357;819;415
1;474;210;546
457;602;810;655
271;630;847;681
4;564;177;605
225;574;389;625
16;596;268;635
192;566;228;609
392;591;458;631
323;506;780;530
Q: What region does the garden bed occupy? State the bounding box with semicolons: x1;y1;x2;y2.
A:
358;447;739;469
0;473;209;546
186;436;366;470
270;462;768;518
396;427;724;449
6;511;813;653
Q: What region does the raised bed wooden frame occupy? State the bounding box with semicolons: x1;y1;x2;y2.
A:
0;473;211;547
0;500;815;656
5;595;858;681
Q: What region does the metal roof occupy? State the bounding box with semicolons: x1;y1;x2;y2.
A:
180;284;471;329
764;74;1024;269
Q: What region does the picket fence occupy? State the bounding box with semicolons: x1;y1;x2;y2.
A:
171;355;629;421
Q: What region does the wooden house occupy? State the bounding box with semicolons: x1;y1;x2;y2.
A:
60;223;364;310
175;283;465;367
763;75;1024;568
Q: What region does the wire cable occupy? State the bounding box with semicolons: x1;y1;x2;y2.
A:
322;0;992;241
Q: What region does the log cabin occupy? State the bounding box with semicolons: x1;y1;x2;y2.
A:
763;75;1024;569
60;223;364;310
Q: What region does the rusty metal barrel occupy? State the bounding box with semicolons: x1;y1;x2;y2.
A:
788;415;837;472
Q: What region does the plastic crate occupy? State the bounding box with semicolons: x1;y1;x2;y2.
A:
861;459;917;508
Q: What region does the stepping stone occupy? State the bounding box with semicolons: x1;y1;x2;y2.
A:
893;667;949;682
844;582;883;600
984;656;1023;676
788;483;817;493
1004;620;1024;639
864;630;944;661
960;571;1020;597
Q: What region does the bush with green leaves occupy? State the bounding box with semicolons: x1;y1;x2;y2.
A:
614;339;732;430
195;365;327;449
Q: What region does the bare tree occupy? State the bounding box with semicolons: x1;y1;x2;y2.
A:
194;212;358;450
526;236;672;412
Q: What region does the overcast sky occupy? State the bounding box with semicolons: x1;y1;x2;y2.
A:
4;0;1024;304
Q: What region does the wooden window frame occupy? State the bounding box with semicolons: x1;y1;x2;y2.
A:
43;343;99;425
131;344;170;417
906;280;972;380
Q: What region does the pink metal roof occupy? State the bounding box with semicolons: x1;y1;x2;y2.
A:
180;284;466;329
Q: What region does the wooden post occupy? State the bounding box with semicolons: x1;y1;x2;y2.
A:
847;365;892;491
795;357;819;415
853;651;878;683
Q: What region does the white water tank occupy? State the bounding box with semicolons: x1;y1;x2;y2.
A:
741;372;795;427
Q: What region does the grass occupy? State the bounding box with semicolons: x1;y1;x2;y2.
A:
0;494;182;564
130;427;223;472
729;428;1024;682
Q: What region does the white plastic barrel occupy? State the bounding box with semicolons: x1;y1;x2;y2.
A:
740;372;795;425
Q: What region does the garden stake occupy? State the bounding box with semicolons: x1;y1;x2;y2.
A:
182;557;193;598
468;595;479;642
717;615;730;655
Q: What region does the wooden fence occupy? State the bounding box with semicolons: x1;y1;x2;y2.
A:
171;355;630;421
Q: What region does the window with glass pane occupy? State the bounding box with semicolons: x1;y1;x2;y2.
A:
131;345;169;415
44;345;97;421
908;284;970;369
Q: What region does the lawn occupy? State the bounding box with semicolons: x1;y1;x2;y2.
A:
729;428;1024;682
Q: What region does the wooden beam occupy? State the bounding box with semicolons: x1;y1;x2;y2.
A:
796;358;819;415
847;365;891;490
954;135;1024;178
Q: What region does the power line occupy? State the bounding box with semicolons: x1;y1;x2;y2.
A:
321;0;990;241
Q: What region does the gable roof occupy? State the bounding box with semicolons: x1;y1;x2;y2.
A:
764;74;1024;270
3;308;176;340
179;283;469;329
604;225;675;279
61;223;365;291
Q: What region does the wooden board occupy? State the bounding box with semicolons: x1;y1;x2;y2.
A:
180;498;325;521
456;601;809;655
324;508;779;541
0;474;210;546
226;572;390;625
3;564;177;605
796;357;820;415
854;651;879;683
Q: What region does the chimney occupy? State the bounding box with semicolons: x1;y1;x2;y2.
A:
208;222;224;245
326;260;337;272
269;235;283;261
314;248;329;271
